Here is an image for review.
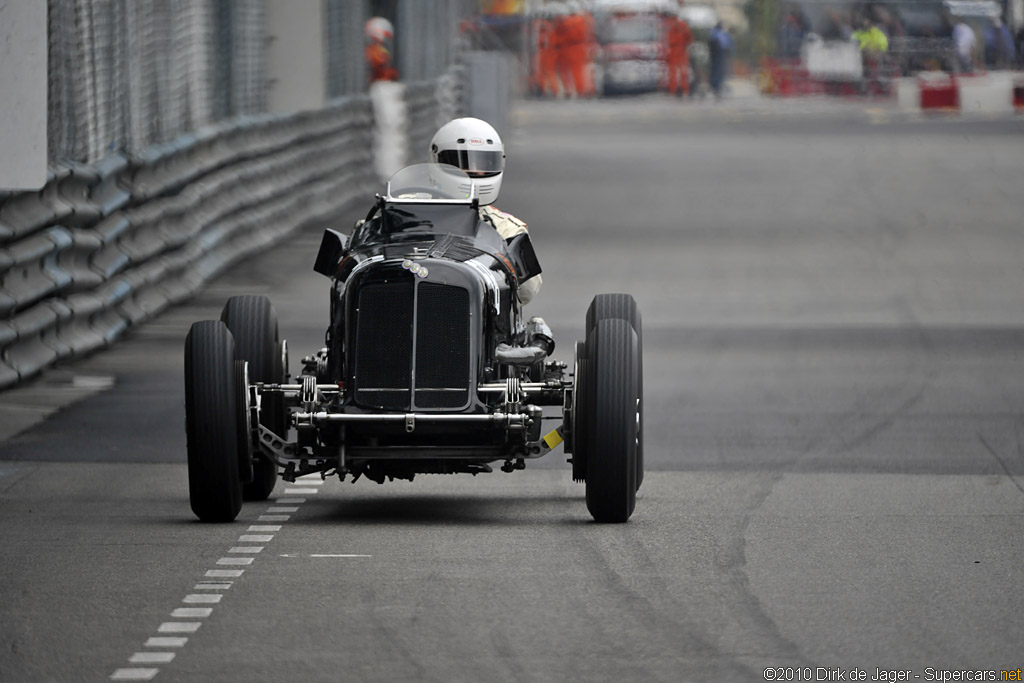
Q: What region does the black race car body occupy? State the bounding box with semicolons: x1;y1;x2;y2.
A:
305;164;556;480
184;164;643;523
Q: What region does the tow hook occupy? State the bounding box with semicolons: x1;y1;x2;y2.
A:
501;458;526;473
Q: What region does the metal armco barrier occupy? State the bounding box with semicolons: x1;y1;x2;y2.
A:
0;96;379;389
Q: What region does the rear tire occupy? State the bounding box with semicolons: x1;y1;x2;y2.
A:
584;318;640;523
221;296;283;501
586;294;644;490
185;321;243;522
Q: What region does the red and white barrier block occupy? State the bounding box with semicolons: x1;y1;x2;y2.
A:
897;71;1022;115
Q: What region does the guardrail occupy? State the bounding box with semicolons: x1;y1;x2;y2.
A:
0;96;379;389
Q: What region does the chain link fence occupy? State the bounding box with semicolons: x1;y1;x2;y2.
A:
395;0;477;82
46;0;476;166
325;0;369;99
47;0;267;165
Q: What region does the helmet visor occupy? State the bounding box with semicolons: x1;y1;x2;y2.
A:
437;149;504;177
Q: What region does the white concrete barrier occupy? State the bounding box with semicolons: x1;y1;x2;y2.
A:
958;72;1015;114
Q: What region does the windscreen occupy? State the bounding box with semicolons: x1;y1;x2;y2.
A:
600;13;664;43
386;163;474;201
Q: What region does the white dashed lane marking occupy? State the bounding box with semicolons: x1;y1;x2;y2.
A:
158;622;201;634
129;653;176;664
184;594;222;604
280;554;371;558
205;568;244;578
112;486;321;679
143;637;187;648
239;534;274;542
111;668;158;680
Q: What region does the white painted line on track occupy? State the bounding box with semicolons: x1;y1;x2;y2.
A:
157;622;201;634
129;653;175;664
239;534;273;542
280;554;372;558
205;569;244;578
143;637;187;648
192;582;231;590
115;483;312;679
111;668;158;680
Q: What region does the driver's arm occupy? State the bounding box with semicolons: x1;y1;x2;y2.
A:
480;205;543;304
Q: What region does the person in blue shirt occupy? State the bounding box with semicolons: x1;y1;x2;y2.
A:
708;22;733;100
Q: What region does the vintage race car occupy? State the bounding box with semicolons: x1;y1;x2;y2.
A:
184;163;643;523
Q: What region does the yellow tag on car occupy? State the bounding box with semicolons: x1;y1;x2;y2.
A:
543;427;564;450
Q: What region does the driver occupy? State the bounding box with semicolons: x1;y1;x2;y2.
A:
429;117;542;305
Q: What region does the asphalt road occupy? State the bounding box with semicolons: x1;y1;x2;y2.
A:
2;98;1023;682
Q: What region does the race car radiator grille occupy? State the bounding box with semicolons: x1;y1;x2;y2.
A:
414;283;470;409
353;278;471;410
354;282;414;409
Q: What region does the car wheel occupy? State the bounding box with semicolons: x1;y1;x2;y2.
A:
221;295;283;501
584;318;640;523
185;321;243;522
586;294;644;490
570;340;590;483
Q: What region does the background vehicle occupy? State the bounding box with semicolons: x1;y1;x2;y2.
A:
592;0;677;94
183;164;645;524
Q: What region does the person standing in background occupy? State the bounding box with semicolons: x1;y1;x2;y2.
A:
554;9;573;97
953;18;976;72
708;22;732;99
664;12;693;97
562;4;594;98
534;12;561;97
365;17;398;84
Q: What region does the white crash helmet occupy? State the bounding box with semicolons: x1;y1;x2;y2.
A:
365;16;393;43
429;118;505;205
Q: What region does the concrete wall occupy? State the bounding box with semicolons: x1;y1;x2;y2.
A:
0;2;47;190
265;0;327;114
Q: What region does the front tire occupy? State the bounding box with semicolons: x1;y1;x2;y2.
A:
586;294;644;490
185;321;243;522
221;296;283;501
584;318;640;523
